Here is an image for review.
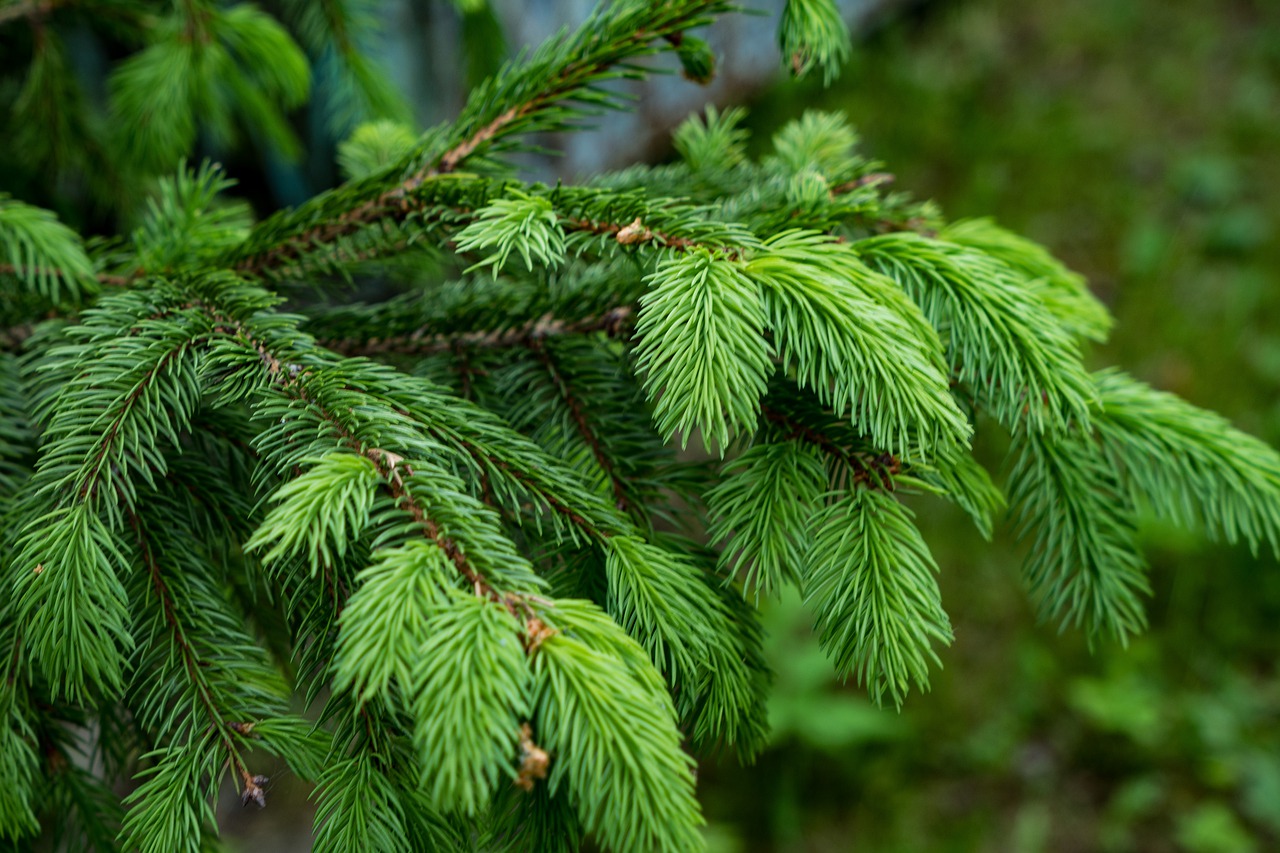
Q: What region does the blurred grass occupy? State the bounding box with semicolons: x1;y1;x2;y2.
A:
701;1;1280;850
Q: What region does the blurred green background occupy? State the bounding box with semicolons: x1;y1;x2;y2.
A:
702;1;1280;850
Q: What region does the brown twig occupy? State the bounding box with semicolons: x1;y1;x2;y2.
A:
233;6;719;277
830;172;895;197
322;306;635;358
563;215;725;256
229;321;502;599
530;339;633;514
761;404;901;491
127;510;262;804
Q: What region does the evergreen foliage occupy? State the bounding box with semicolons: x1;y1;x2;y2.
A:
0;0;1277;849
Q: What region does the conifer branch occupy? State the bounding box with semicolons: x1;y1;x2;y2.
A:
78;339;198;505
226;317;590;606
1008;429;1149;642
762;403;853;467
232;325;502;597
562;215;714;255
125;511;255;799
451;439;612;541
4;1;1276;845
369;448;494;595
529;340;632;514
323;306;634;357
230;0;732;276
237;176;752;281
218;304;617;545
805;488;952;708
761;403;901;490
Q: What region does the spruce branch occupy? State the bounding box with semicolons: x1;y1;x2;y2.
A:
117;739;221;853
236;338;504;598
760;402;903;491
322;306;635;357
233;173;758;283
746;230;972;458
312;746;441;853
227;300;760;768
0;687;40;840
635;249;773;451
10;504;135;703
229;0;733;276
5;1;1280;845
532;599;705;851
0;352;33;502
804;489;953;708
855;231;1096;434
125;511;257;805
941;218;1113;343
222;316;716;829
1094;368;1280;556
74;336;201;508
706;439;827;600
779;0;851;85
447;433;614;541
529;339;633;514
408;592;532;815
0;194;99;303
1008;429;1150;643
760;392;1002;537
281;0;412;133
226;306;609;586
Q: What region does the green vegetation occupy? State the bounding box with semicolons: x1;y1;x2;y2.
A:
711;1;1280;849
1;0;1278;850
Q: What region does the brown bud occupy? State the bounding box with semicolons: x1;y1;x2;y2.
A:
515;723;550;792
241;775;268;809
615;217;652;246
524;618;557;656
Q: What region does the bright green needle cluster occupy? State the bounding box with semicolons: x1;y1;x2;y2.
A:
2;0;1279;850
